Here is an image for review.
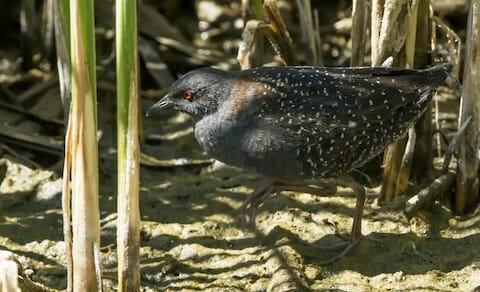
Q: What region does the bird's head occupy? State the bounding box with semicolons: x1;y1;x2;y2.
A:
146;68;234;120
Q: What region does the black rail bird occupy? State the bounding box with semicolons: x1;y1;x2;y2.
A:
147;64;452;263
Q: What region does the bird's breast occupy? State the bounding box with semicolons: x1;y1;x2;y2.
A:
193;113;235;155
193;114;311;182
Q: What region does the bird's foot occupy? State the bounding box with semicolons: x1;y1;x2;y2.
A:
301;226;364;264
311;232;380;264
313;230;363;250
316;235;362;265
240;182;275;228
298;175;372;264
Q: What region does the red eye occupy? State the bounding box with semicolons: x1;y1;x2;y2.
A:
184;90;193;101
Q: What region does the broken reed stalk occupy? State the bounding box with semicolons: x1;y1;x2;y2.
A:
53;0;71;119
296;0;323;66
350;0;368;66
375;0;413;202
238;0;296;68
411;0;434;179
455;0;480;214
67;0;101;290
371;0;415;67
41;0;55;61
242;0;264;20
442;116;471;173
405;171;456;215
61;112;73;292
313;10;323;66
116;0;141;290
263;0;297;65
395;128;416;195
237;19;265;70
391;0;433;198
374;0;434;202
371;0;385;65
381;137;409;201
54;0;73;290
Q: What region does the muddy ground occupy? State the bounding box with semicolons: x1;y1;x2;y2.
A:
0;0;477;290
0;87;479;291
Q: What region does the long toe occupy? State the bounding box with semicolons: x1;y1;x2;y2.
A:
311;229;361;251
318;237;362;265
240;181;276;227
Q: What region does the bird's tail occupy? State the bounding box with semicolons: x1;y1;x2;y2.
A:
422;63;453;86
415;63;452;105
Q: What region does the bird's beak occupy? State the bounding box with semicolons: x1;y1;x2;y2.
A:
146;94;173;117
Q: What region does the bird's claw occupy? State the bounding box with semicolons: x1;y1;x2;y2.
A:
317;238;361;265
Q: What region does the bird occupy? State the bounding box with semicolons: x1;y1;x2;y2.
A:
146;64;452;263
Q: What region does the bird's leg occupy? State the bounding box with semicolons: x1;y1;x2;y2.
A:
240;181;275;226
241;177;366;264
241;180;337;227
316;175;366;264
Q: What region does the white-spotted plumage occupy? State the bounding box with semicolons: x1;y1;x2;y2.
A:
148;64;452;183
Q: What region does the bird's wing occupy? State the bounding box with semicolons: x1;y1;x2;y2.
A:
232;65;447;141
225;65;449;177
